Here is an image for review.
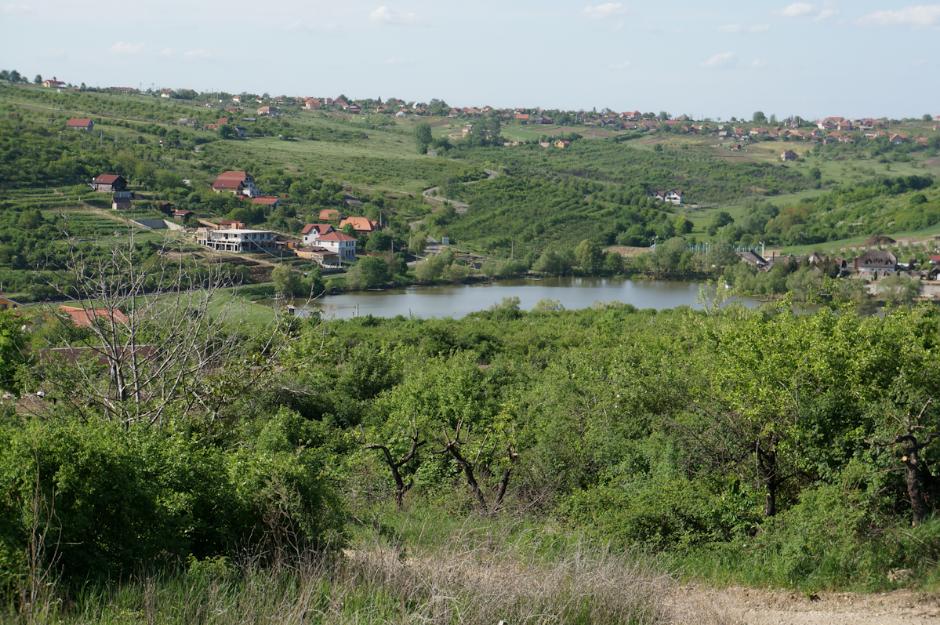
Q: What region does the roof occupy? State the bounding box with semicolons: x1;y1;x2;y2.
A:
67;118;93;127
212;171;250;189
59;305;129;328
301;223;334;235
319;209;341;220
339;216;377;232
94;173;123;184
856;250;897;266
250;196;279;206
213;228;274;235
319;231;357;242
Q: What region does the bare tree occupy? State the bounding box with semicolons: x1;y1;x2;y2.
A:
41;233;285;426
365;424;425;509
438;417;518;514
880;399;940;526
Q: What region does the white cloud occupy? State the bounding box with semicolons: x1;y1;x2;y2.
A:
720;23;770;33
159;48;175;57
780;2;816;17
369;5;417;25
109;41;144;55
815;8;837;20
858;5;940;27
608;60;632;70
583;2;626;19
702;51;735;68
183;48;213;59
750;58;767;68
0;3;32;15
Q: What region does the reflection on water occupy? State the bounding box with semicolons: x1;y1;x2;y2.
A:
305;277;755;320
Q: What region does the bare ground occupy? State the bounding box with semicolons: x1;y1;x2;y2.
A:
669;585;940;625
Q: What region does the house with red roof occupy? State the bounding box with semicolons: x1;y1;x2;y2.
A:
211;171;259;198
67;118;94;131
251;196;280;209
301;223;335;246
59;305;129;329
91;174;127;193
339;216;378;233
319;209;341;222
317;231;357;261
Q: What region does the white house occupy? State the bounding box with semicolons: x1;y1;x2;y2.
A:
317;231;357;261
196;228;276;253
300;223;334;246
653;190;684;205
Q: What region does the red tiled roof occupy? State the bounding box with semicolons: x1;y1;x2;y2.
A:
212;171;249;189
319;231;356;242
67;118;93;128
94;173;122;184
319;209;341;221
301;223;334;235
59;305;129;329
251;196;279;205
339;216;377;232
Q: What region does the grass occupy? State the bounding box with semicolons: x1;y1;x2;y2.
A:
7;509;678;625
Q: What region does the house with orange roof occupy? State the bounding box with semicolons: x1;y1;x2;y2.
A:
339;216;378;233
251;196;280;209
319;209;341;222
59;305;129;329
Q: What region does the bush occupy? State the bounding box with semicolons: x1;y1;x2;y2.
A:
0;412;343;591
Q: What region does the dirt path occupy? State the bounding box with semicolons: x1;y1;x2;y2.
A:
669;585;940;625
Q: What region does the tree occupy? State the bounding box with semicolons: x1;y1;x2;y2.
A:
707;211;734;236
345;256;390;289
41;235;279;427
0;309;26;392
271;264;304;298
33;74;42;85
575;239;604;275
415;122;432;154
752;111;767;124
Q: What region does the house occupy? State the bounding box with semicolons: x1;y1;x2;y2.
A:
781;150;799;162
653;190;684;205
251;196;280;209
211;171;259;197
214;219;246;229
0;295;19;311
111;197;132;210
317;231;357;261
304;97;321;110
514;113;530;123
346;104;362;114
91;173;127;193
738;251;769;270
854;250;897;277
67;118;94;131
554;139;571;149
257;105;279;117
339;216;378;233
42;77;65;88
196;228;277;253
929;255;940;266
296;246;340;267
160;88;173;98
172;209;193;219
59;305;129;328
301;223;335;246
319;209;341;222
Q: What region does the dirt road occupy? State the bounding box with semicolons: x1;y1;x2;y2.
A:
669;585;940;625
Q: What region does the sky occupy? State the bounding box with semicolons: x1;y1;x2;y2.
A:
1;0;938;119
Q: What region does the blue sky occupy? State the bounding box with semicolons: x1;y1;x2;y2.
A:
1;1;938;119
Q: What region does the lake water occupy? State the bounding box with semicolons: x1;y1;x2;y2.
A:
307;277;756;320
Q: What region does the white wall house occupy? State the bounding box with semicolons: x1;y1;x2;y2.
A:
301;224;334;246
197;228;276;253
317;231;357;261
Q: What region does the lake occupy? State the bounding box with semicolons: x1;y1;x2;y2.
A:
306;277;755;320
